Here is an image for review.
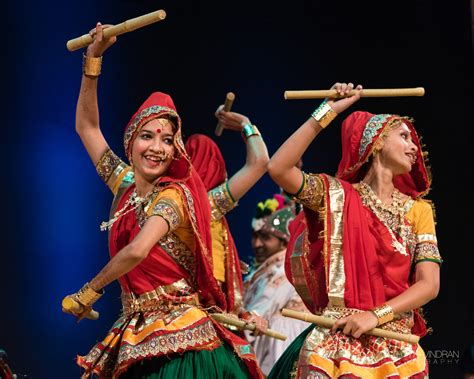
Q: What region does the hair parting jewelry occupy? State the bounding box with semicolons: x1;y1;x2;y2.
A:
157;118;173;129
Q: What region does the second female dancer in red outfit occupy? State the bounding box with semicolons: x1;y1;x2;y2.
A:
185;107;269;330
268;82;441;378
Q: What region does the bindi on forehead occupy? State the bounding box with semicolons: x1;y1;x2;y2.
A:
142;118;174;134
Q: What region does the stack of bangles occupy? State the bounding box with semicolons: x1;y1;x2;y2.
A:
310;99;338;129
74;282;104;309
241;123;261;140
370;303;395;326
83;54;103;77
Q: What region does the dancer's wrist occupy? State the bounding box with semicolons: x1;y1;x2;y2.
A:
370;303;394;326
241;123;261;140
310;99;338;129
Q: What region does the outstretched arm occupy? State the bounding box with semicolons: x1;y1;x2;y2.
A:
75;22;117;165
64;214;170;320
215;108;269;201
268;83;362;195
88;216;169;290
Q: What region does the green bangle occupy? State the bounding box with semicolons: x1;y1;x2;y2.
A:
242;123;261;139
294;173;306;197
225;181;237;203
285;173;306;197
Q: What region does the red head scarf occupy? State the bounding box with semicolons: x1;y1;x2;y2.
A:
185;134;227;191
184;134;247;314
119;92;226;310
336;111;431;198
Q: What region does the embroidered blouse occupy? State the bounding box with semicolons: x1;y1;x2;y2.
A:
95;147;194;249
292;172;442;265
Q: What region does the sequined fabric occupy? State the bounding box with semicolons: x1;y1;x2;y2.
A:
208;182;236;221
296;307;428;378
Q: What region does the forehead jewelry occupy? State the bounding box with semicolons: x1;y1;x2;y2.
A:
157;118;169;127
155;118;169;134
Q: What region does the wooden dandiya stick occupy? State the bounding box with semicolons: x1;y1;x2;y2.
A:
284;87;425;100
66;9;167;51
62;296;99;320
281;309;420;344
211;313;287;341
215;92;236;136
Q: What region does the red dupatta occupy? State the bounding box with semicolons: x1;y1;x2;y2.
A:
185;134;244;313
111;93;226;310
286;111;432;336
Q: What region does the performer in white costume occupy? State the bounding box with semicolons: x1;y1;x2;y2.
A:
243;195;310;376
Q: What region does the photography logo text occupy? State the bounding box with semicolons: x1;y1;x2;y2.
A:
426;350;460;365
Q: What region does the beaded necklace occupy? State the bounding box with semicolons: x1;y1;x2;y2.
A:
356;181;409;256
100;187;158;231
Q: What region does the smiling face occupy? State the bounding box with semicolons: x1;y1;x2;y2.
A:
130;118;176;184
377;122;418;175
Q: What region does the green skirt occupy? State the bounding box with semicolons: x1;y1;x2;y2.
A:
267;324;315;379
119;343;250;379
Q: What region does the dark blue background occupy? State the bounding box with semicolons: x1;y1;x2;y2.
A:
2;0;473;377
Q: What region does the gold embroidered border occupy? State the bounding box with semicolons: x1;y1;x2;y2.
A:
117;319;219;363
225;230;244;312
414;242;442;264
232;270;243;311
289;225;316;312
177;183;214;278
159;233;196;281
96;148;123;184
79;316;220;378
150;198;183;232
295;173;325;212
209;183;236;221
404;198;415;214
325;176;346;307
417;233;437;244
121;279;198;316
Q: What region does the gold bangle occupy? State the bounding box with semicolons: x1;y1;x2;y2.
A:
371;303;394;326
82;54;103;77
311;101;338;129
242;123;261;139
74;282;104;307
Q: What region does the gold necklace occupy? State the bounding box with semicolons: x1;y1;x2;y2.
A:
357;181;409;256
100;187;158;231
